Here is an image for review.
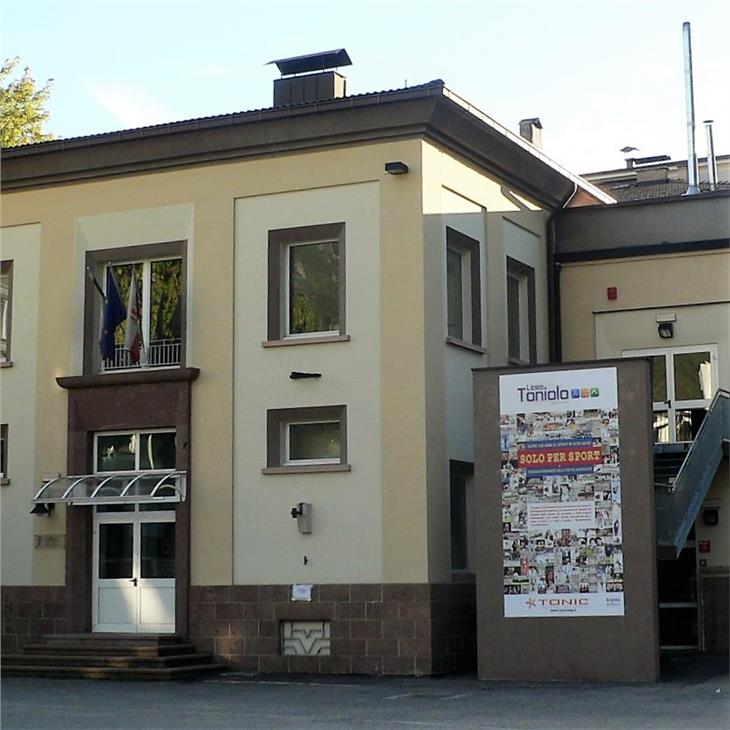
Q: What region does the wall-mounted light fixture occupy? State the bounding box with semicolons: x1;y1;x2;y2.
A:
702;508;719;527
385;161;409;175
656;313;676;339
291;502;312;534
30;503;55;517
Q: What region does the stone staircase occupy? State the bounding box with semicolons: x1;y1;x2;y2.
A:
1;633;228;680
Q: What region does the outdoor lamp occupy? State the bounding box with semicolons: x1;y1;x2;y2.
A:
656;313;676;339
385;161;409;175
30;502;55;516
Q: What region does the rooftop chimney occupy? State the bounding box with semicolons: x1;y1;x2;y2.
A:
269;49;352;107
519;118;543;149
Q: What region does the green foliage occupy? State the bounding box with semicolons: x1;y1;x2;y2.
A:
0;57;54;148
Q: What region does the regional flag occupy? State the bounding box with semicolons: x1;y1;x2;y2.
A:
99;268;127;361
124;273;143;364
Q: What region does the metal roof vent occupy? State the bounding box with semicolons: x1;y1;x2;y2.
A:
268;49;352;107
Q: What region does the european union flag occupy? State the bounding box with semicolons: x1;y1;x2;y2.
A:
99;268;127;361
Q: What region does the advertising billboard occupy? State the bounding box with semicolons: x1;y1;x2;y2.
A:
499;367;624;617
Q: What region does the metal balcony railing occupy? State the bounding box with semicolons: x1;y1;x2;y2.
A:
655;389;730;559
101;339;182;372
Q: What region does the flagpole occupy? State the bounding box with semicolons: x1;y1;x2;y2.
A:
85;267;106;301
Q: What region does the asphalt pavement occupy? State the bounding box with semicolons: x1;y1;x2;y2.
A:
2;654;728;730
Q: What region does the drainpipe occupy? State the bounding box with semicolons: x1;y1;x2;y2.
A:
547;183;577;363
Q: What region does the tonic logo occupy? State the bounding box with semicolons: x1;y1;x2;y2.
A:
518;384;599;402
525;598;590;608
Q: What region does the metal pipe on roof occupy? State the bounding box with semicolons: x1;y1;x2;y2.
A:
704;120;718;191
683;22;701;195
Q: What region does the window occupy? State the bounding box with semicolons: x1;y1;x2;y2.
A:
506;257;536;364
95;430;177;473
445;228;481;348
623;345;717;443
450;460;474;572
84;242;186;374
1;424;8;484
1;262;12;365
264;406;349;473
267;224;346;343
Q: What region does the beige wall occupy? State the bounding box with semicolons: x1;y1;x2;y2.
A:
0;224;43;584
420;141;550;582
696;468;729;570
561;251;730;367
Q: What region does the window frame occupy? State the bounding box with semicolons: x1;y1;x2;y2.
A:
284;418;342;466
1;424;8;485
1;261;13;367
83;241;187;375
266;223;347;345
506;256;536;365
94;428;177;475
449;459;474;574
264;406;349;474
445;228;482;350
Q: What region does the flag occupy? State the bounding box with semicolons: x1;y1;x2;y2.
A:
124;273;143;364
99;268;126;361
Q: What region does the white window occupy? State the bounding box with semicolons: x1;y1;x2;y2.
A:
264;405;348;473
99;257;183;371
1;262;12;364
622;345;718;443
285;420;341;465
95;430;176;473
267;223;346;343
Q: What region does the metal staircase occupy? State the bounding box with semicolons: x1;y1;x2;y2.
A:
655;389;730;560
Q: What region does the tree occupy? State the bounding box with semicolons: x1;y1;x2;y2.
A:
0;57;53;147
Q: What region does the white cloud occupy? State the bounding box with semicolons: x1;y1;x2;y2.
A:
86;81;177;129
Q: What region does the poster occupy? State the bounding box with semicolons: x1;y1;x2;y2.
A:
499;367;624;617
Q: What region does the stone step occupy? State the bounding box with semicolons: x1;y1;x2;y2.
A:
2;652;215;669
44;633;185;646
1;663;228;681
22;642;199;657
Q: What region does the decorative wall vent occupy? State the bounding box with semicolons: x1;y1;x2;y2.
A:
280;620;331;656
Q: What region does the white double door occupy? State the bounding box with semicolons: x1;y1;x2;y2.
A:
93;508;176;633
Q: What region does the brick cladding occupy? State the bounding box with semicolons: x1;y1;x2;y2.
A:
188;582;476;676
1;587;69;652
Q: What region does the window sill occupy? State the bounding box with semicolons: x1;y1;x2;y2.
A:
0;478;10;487
57;367;200;389
262;335;350;348
0;361;13;368
446;337;486;355
262;464;351;475
450;570;476;583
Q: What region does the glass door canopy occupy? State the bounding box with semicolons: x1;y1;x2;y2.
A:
33;471;186;505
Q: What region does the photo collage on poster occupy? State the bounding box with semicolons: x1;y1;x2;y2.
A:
499;368;624;617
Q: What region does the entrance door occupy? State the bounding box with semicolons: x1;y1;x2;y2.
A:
623;345;718;443
93;506;176;633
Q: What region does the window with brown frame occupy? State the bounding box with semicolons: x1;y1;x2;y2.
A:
506;256;536;364
445;228;482;349
1;261;13;365
266;223;346;345
1;424;8;484
263;405;349;474
83;242;186;374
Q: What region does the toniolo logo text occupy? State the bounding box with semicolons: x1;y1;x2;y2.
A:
517;384;600;402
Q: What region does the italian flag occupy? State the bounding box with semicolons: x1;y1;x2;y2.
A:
124;274;144;364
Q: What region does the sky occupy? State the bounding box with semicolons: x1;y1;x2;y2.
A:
2;0;729;174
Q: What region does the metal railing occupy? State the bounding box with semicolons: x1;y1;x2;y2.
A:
655;389;729;558
101;339;182;371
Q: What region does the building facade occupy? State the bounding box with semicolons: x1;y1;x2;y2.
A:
0;68;611;675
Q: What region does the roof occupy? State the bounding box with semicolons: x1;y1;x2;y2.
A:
593;180;730;202
2;80;614;206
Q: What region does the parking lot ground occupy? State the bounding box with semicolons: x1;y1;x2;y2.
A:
2;654;728;730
